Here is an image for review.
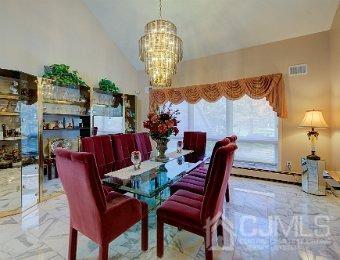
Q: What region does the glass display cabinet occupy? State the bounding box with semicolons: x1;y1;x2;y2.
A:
0;68;39;217
92;89;124;135
41;79;91;200
0;68;138;217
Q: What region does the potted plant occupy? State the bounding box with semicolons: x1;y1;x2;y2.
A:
42;64;89;89
143;104;179;162
99;78;119;93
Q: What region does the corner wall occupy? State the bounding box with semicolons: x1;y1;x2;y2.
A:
0;0;142;129
330;5;340;171
139;32;332;172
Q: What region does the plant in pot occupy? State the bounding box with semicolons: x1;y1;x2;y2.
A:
143;104;180;162
99;78;119;93
42;64;89;89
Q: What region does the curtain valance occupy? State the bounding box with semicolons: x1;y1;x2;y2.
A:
150;73;287;118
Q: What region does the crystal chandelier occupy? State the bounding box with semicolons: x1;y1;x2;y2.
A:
139;0;183;88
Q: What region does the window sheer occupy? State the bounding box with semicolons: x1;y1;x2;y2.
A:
166;96;279;169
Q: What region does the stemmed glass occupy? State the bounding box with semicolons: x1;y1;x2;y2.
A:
131;151;142;170
177;140;183;153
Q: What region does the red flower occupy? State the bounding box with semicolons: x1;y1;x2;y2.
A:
158;124;168;134
166;120;174;128
143;104;180;138
151;114;159;123
143;121;150;129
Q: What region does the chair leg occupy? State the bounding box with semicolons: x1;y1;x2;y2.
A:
47;163;52;180
141;214;148;251
99;243;108;260
157;218;164;258
225;185;230;202
217;218;224;247
204;232;213;260
54;164;59;178
68;226;77;260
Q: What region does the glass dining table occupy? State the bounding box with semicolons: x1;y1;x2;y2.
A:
102;151;210;209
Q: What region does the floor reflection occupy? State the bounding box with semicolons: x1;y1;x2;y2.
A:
0;176;339;259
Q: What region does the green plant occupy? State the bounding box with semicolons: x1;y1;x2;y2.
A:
43;64;88;88
99;78;119;93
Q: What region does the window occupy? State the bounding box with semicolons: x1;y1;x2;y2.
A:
166;96;279;170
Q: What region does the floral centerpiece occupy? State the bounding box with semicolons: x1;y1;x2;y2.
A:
143;104;179;162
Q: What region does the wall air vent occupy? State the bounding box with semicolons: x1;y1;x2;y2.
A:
289;64;308;76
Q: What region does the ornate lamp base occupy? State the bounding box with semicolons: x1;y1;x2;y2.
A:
307;129;320;160
307;153;320;160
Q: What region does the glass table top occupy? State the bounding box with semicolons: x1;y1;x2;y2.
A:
103;154;209;198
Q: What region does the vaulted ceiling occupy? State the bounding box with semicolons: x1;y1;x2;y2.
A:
83;0;339;70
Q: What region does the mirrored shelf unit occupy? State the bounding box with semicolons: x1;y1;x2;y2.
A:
0;68;39;217
0;68;138;217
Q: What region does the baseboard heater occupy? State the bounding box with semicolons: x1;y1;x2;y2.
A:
231;166;301;184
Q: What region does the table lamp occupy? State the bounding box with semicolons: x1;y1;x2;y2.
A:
299;109;328;160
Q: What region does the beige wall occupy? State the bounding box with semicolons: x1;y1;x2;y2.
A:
139;32;332;172
0;0;143;129
330;6;340;171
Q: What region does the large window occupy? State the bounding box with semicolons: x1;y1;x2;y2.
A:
167;96;279;170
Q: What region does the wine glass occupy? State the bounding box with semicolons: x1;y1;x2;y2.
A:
131;151;142;170
177;140;183;153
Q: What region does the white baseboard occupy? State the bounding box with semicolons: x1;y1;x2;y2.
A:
231;167;301;184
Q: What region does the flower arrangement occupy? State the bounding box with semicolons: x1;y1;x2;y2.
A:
143;104;180;140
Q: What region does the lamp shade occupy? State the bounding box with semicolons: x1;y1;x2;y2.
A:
299;110;328;128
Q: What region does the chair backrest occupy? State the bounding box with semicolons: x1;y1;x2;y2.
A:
133;132;152;161
228;135;238;143
55;149;106;239
203;137;230;190
201;143;237;224
81;135;115;178
203;135;237;190
110;133;136;170
183;132;207;158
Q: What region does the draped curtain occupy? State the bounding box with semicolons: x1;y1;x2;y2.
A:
150;73;287;118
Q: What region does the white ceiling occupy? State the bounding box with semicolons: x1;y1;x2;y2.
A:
83;0;339;70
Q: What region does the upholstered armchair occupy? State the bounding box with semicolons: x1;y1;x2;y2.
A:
157;143;237;260
170;136;237;202
55;149;148;260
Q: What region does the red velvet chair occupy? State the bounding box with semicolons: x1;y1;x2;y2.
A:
110;133;136;170
81;135;116;177
157;143;237;260
55;149;148;260
133;132;152;161
183;131;207;159
188;135;237;181
170;136;237;202
81;135;117;194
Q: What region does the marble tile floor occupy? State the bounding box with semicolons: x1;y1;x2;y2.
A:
0;176;339;260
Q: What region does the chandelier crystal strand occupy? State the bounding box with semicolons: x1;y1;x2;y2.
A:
139;0;183;88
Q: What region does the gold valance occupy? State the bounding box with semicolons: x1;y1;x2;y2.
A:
150;73;287;118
